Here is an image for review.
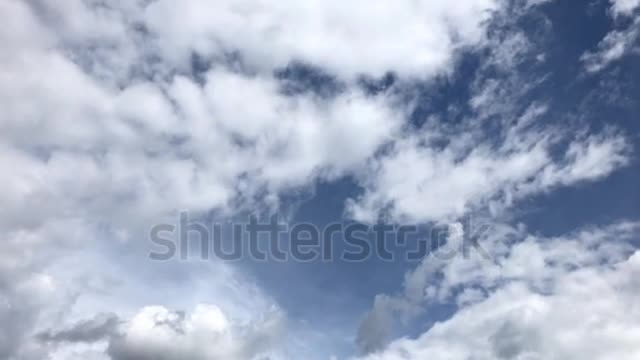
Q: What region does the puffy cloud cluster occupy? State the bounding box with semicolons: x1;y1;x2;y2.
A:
611;0;640;17
128;0;496;78
356;222;640;359
37;304;284;360
352;4;639;355
108;305;282;360
1;0;638;359
1;0;404;228
347;120;630;223
142;0;500;78
21;0;501;83
0;3;406;357
347;17;631;224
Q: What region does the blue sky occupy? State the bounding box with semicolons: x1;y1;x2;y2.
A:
1;0;640;359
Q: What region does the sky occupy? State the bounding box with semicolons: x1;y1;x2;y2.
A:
1;0;640;359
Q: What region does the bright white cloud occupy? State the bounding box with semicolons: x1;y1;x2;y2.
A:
25;0;501;80
346;107;630;224
38;303;285;360
142;0;499;78
106;304;284;360
346;15;630;224
0;1;403;232
1;1;638;360
357;222;640;359
611;0;640;17
0;1;410;358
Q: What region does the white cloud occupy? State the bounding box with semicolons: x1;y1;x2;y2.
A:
142;0;500;78
0;2;411;358
38;303;285;360
356;222;640;359
1;1;638;360
582;0;640;72
25;0;502;80
0;219;103;360
1;219;290;360
582;19;640;73
346;110;630;224
106;304;284;360
0;1;404;233
346;14;630;224
611;0;640;17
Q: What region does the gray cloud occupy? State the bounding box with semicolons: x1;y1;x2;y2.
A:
38;313;120;344
489;320;541;359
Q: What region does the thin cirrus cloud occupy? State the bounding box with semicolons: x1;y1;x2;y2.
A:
582;0;640;73
0;0;639;360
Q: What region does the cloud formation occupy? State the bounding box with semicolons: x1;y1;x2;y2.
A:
1;1;639;359
37;304;284;360
357;222;640;359
582;0;640;72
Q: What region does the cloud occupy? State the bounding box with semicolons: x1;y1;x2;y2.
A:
1;1;638;360
23;0;502;81
347;123;630;223
5;0;623;240
142;0;500;79
0;219;100;360
355;295;396;355
38;314;120;344
611;0;640;17
37;304;284;360
107;304;284;360
1;1;406;233
0;6;507;357
0;1;407;358
582;0;640;73
356;222;640;359
346;12;631;224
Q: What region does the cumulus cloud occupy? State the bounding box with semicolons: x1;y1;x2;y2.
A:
346;12;631;224
107;304;283;360
356;222;640;359
142;0;500;78
352;4;636;352
0;1;407;358
0;219;101;360
22;0;502;82
37;304;284;360
346;122;630;223
1;1;638;359
611;0;640;17
1;0;420;237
